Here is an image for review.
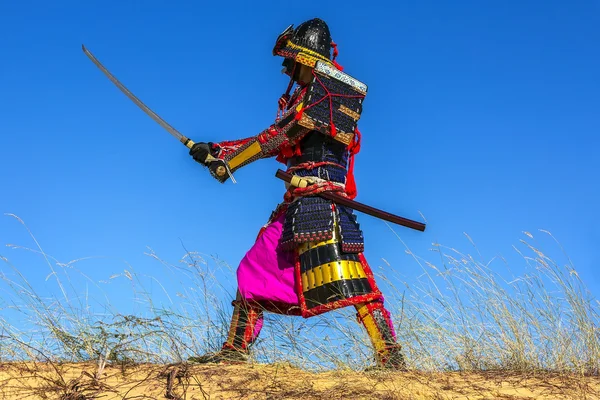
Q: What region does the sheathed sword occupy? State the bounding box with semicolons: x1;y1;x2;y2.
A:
81;44;231;179
276;169;426;231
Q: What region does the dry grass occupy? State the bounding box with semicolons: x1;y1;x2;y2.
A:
0;213;599;398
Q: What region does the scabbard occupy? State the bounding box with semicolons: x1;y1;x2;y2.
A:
275;169;426;232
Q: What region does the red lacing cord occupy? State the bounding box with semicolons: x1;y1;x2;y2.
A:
284;180;346;203
280;41;342;121
283;159;356;202
331;41;344;71
277;75;295;120
289;68;364;198
286;161;345;173
282;134;361;201
295;72;364;139
281;41;362;199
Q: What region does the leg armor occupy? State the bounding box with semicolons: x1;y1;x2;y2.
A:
188;293;264;364
223;295;264;352
355;300;406;370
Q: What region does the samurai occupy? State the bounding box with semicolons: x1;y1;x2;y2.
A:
188;18;406;370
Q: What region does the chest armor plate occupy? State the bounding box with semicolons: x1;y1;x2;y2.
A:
296;61;367;146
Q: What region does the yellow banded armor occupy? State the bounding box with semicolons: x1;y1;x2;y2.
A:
297;219;372;311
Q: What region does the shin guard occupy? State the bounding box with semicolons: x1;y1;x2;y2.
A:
223;297;264;353
355;301;406;369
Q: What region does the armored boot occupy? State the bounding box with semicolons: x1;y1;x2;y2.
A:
355;301;407;371
189;295;263;364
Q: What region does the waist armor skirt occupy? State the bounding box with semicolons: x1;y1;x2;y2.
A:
239;205;383;318
296;211;382;316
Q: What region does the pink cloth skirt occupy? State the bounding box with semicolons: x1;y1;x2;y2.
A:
236;213;299;307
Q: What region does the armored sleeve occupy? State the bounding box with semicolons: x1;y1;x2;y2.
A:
207;88;310;182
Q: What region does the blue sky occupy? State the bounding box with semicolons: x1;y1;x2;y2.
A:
0;1;599;318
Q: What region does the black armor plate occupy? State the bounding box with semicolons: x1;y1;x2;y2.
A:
298;61;368;145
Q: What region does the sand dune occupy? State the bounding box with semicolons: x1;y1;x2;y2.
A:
0;362;597;399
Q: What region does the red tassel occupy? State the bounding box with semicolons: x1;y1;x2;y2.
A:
346;154;357;199
330;121;337;137
345;127;362;199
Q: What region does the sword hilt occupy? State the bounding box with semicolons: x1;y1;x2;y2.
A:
209;160;230;182
184;138;231;181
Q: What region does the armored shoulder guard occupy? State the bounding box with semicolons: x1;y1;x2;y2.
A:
293;61;367;146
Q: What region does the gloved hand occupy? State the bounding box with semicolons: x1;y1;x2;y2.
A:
189;141;230;183
189;142;214;165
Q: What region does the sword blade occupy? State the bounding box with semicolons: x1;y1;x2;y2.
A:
82;44;194;148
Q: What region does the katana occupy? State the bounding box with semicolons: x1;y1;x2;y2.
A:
81;44;232;179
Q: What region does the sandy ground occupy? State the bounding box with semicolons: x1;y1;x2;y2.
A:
0;362;597;400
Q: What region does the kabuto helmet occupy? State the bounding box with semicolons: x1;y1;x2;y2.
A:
273;18;342;70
